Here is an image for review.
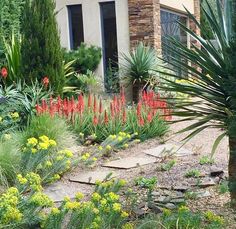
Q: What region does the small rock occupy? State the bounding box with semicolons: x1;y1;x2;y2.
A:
196;190;211;198
173;186;189;192
148;203;163;214
155;196;171;203
152;191;160;196
198;178;216;188
134;209;147;218
170;198;185;204
171;192;185;199
210;167;224;177
214;177;221;184
165;203;176;210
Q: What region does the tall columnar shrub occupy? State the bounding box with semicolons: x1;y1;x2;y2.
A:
21;0;64;94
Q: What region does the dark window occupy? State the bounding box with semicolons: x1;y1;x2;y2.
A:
68;5;84;49
100;2;118;91
161;10;188;76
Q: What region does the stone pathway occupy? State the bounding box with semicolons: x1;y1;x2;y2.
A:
44;119;229;207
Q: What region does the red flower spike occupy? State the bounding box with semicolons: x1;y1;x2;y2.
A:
42;76;49;88
93;95;97;113
137;102;142;116
138;116;145;127
147;111;153;123
88;94;92;108
93;115;98;126
1;67;8;79
122;109;126;123
110;102;114;118
99;99;103;114
104;110;109;124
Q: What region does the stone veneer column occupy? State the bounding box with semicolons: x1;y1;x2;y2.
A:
190;0;201;36
128;0;162;53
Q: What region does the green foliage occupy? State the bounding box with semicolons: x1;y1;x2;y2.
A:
18;114;76;150
43;179;129;229
0;138;20;187
0;173;53;228
3;34;22;83
20;136;74;184
199;155;215;165
63;43;102;74
136;207;224;229
75;71;100;94
21;0;64;94
185;169;201;178
105;63;120;93
161;159;176;171
160;0;236;203
135;177;157;190
218;181;229;194
121;42;158;85
0;0;24;62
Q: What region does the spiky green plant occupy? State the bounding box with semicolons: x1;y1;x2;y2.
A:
159;0;236;206
121;42;159;102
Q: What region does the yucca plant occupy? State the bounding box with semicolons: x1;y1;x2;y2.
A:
121;42;158;102
159;0;236;207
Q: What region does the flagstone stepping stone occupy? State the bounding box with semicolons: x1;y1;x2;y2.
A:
44;182;88;203
144;143;193;158
69;171;116;184
102;157;157;169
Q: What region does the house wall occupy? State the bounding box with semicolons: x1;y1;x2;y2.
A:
55;0;130;83
160;0;195;14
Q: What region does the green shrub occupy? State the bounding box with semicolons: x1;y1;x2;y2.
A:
136;207;224;229
199;156;215;165
185;169;201;178
20;135;74;184
0;137;20;187
43;178;129;229
63;43;102;74
18;114;76;150
21;0;64;94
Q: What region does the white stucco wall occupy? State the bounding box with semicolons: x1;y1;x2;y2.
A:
55;0;130;82
160;0;195;14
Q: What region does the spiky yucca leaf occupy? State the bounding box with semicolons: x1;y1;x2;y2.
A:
159;0;236;205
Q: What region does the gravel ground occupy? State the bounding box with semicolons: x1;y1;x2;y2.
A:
45;119;236;227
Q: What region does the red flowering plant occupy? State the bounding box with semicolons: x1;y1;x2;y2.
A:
35;88;170;142
0;67;8;85
42;76;49;88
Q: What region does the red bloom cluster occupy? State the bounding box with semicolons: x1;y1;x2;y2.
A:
35;88;171;127
42;76;49;88
1;67;8;79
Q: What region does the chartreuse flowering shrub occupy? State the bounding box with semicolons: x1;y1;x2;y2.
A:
79;132;140;166
0;111;20;136
21;135;74;184
42;178;130;229
0;173;53;228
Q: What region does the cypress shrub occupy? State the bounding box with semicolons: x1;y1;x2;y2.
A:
21;0;64;94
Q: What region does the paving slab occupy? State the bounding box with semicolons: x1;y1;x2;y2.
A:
44;182;89;203
69;171;116;184
102;157;157;169
144;143;193;158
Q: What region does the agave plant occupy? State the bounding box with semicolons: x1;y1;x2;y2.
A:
160;0;236;206
121;42;159;102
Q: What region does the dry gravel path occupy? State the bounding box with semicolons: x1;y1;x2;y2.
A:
44;119;236;227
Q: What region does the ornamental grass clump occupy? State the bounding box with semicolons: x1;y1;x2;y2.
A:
36;89;170;142
21;135;74;184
